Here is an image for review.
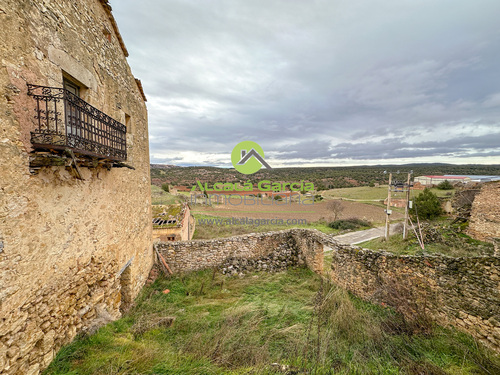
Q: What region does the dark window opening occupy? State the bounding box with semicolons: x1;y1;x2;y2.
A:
125;113;131;133
63;78;80;97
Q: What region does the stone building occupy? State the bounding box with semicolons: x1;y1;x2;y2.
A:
0;1;153;373
153;204;195;242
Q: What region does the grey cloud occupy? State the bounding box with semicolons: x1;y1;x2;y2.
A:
331;133;500;160
111;0;500;165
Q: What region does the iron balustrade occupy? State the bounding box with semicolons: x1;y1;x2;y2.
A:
27;84;127;161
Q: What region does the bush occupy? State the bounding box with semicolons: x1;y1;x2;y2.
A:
437;180;453;190
328;218;372;230
161;183;170;193
411;188;443;220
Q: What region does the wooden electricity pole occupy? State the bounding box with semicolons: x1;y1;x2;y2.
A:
384;172;392;241
403;172;411;240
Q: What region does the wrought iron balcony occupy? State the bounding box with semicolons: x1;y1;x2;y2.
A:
27;84;127;161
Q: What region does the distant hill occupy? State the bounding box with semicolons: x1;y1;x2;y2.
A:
150;164;177;169
150;164;500;190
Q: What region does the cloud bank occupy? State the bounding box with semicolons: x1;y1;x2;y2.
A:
111;0;500;166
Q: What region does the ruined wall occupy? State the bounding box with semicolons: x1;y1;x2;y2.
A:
330;246;500;352
0;1;153;374
156;228;499;352
468;182;500;241
155;229;324;275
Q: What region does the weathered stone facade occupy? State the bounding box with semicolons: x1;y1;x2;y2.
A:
330;245;500;353
155;229;325;275
468;181;500;242
0;1;153;374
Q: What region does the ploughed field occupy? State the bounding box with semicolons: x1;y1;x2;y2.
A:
194;198;403;224
44;269;500;374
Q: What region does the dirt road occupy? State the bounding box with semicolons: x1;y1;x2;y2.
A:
328;223;402;246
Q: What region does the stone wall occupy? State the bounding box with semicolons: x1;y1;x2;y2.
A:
156;229;500;352
155;229;325;275
0;1;153;374
468;182;500;242
329;245;500;352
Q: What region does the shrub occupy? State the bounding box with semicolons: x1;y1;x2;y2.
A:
411;188;443;220
328;218;371;230
437;180;453;190
161;183;170;193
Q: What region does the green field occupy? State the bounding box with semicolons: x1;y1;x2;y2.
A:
191;213;339;239
44;269;500;374
322;186;454;201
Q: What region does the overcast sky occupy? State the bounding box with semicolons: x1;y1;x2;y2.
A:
110;0;500;167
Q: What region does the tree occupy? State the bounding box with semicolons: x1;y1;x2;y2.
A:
314;194;324;202
437;180;454;190
161;183;170;193
326;200;344;221
411;188;442;220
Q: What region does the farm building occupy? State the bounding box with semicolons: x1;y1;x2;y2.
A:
152;204;195;241
445;175;500;183
414;175;471;186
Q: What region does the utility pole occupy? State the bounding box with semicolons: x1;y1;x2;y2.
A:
384;172;392;241
403;172;411;240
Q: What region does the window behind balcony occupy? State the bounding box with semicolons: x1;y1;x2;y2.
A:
63;78;80;97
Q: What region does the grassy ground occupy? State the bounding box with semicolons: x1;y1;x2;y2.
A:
44;269;499;374
322;186;390;200
192;213;340;239
360;222;495;257
151;185;186;205
322;186;454;200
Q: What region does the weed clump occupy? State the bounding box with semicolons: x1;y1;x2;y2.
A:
44;269;500;375
328;217;372;230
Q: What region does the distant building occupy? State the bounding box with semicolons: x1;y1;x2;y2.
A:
172;185;192;193
445;175;500;183
152;204;195;241
414;175;471;186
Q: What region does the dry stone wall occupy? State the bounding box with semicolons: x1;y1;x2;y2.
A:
155;229;325;275
157;229;500;353
330;245;500;352
0;0;153;374
468;182;500;242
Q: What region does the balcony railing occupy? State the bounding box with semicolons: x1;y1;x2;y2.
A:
27;84;127;161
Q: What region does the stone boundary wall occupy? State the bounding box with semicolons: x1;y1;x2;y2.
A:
468;181;500;242
155;229;499;352
330;245;500;352
154;229;326;275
